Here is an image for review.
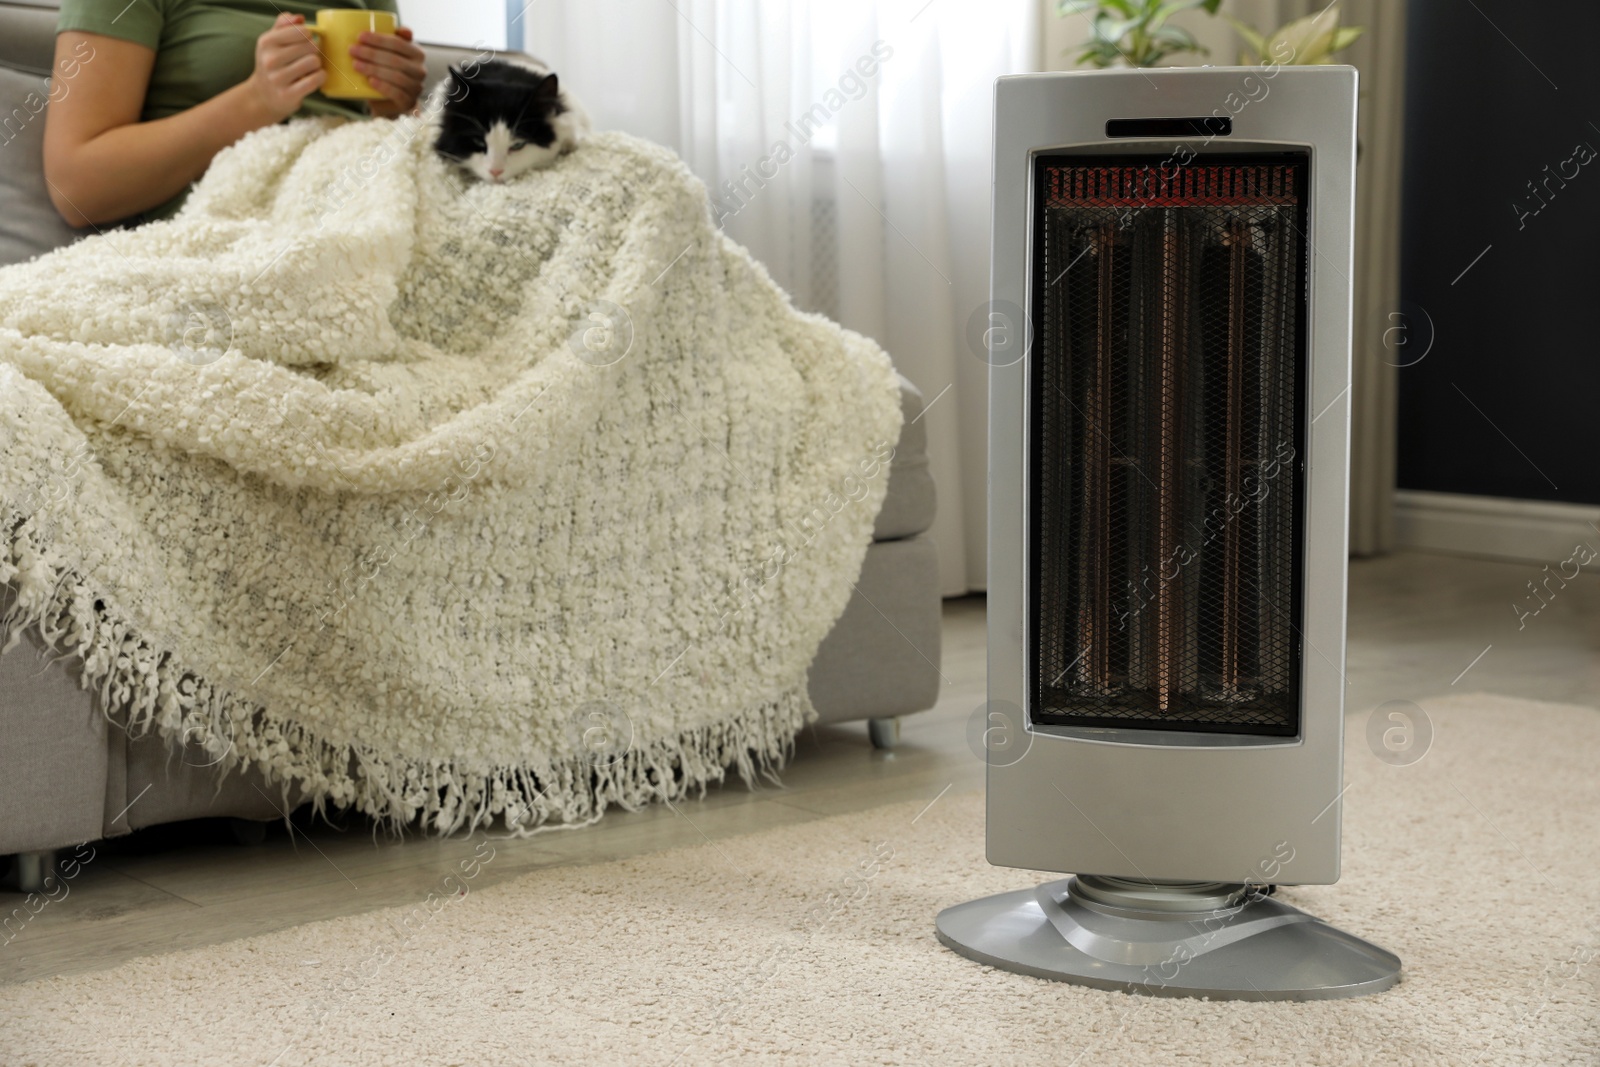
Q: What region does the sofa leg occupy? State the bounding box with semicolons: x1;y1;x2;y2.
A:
5;850;57;894
867;716;901;751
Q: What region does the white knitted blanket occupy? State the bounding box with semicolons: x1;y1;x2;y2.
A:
0;118;901;834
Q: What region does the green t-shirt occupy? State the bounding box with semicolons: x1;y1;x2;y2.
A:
56;0;400;221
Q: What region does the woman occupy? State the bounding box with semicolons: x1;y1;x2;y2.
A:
43;0;428;227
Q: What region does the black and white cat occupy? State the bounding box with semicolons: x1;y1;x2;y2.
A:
430;58;590;183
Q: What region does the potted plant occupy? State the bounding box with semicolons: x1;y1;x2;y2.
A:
1226;2;1365;66
1056;1;1365;70
1056;0;1223;69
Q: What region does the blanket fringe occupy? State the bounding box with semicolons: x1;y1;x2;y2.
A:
2;507;811;839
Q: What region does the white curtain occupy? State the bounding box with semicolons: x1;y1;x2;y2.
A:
1338;0;1406;557
519;0;1039;595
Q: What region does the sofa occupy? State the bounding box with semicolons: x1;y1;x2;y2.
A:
0;0;942;887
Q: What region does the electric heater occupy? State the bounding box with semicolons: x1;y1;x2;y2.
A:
936;67;1401;1000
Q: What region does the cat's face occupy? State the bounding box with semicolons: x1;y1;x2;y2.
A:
434;62;567;183
455;117;561;183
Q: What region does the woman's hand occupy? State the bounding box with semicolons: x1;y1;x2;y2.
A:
354;28;428;118
247;13;326;122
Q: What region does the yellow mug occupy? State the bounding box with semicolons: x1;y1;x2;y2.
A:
311;9;398;100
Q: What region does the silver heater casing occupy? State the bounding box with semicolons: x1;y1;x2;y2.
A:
987;67;1359;886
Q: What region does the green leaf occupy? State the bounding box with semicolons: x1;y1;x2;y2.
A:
1199;0;1223;13
1330;25;1365;53
1094;13;1138;44
1056;0;1099;16
1074;37;1123;67
1149;25;1198;49
1146;4;1179;32
1152;0;1209;22
1266;4;1341;66
1087;41;1124;66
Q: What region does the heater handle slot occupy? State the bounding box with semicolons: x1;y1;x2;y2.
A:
1106;117;1232;139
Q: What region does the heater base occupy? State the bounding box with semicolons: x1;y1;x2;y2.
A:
936;876;1401;1001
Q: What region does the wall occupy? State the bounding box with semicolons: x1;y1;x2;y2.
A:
1397;0;1600;505
404;0;509;50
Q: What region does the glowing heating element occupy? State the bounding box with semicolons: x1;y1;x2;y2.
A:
1029;154;1309;736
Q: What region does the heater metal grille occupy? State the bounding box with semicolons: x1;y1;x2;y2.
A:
1030;154;1308;736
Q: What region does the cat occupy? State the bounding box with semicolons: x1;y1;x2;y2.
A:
429;58;590;183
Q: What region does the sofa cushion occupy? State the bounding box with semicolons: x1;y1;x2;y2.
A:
0;63;85;267
876;375;937;541
808;533;941;723
0;625;109;855
0;0;60;80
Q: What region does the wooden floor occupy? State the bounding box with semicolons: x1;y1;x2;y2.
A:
3;550;1596;986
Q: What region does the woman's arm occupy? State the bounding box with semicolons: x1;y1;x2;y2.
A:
42;13;326;228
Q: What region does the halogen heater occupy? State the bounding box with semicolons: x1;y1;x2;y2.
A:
936;66;1401;1000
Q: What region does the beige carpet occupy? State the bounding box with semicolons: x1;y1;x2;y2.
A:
5;693;1599;1066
